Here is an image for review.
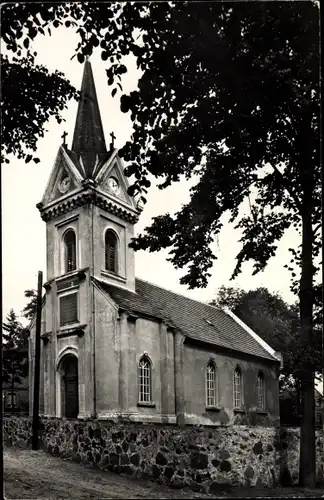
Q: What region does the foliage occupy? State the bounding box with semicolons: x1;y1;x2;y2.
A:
1;3;79;164
22;289;38;322
2;309;28;385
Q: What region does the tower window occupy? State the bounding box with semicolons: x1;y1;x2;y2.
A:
257;372;265;410
60;293;78;326
63;229;76;273
138;356;152;403
206;361;217;407
105;230;118;273
233;367;242;409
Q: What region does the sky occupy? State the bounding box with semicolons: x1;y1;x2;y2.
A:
2;24;302;326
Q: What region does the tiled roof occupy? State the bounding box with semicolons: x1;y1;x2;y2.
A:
94;277;277;362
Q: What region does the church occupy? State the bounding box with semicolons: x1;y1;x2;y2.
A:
29;60;281;427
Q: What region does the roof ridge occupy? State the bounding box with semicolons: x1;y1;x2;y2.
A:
223;306;279;362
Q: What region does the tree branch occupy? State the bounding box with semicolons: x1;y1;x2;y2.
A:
312;222;322;236
269;163;302;214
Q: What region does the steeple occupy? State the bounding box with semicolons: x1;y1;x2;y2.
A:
71;58;108;177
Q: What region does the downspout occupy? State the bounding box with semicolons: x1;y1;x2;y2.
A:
91;202;97;418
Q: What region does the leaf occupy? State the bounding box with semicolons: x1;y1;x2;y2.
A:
101;50;108;61
112;88;117;97
77;52;85;64
128;185;137;196
120;95;131;113
25;155;32;164
23;38;29;49
33;157;40;164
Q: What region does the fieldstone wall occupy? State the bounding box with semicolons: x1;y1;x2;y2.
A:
3;417;324;493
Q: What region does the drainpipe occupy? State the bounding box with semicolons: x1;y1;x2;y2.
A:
91;202;97;418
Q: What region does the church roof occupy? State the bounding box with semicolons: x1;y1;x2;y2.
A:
94;277;279;362
70;59;110;178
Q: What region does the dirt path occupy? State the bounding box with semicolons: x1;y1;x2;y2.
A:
4;447;324;499
4;447;211;499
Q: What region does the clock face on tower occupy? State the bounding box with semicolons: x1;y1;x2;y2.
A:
59;175;71;194
107;176;120;195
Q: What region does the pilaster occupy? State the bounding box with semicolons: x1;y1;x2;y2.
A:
160;321;175;416
174;330;185;426
118;312;129;410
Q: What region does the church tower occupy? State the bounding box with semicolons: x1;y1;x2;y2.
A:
34;60;140;419
38;58;139;291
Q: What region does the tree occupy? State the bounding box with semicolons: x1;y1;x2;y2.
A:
2;310;28;414
2;2;320;486
114;4;319;487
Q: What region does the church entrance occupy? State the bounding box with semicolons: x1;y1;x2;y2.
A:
61;355;79;418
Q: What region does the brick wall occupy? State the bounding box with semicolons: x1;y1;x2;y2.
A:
3;417;324;492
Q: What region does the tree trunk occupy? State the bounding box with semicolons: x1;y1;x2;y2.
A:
298;204;316;486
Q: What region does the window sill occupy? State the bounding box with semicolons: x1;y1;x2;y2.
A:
205;406;221;412
57;323;86;337
256;409;268;415
233;408;245;414
101;269;126;283
137;402;156;408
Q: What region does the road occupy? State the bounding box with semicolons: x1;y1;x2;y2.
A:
4;447;324;499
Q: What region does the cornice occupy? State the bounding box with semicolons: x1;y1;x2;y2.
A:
37;188;139;224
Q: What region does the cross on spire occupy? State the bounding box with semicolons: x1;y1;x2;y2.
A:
110;131;116;149
61;131;68;145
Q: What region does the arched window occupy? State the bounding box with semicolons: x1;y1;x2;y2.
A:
257;372;265;410
105;230;118;273
138;356;152;403
206;361;216;407
233;367;242;408
64;230;76;273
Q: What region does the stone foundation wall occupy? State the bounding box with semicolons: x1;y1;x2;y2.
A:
4;417;324;493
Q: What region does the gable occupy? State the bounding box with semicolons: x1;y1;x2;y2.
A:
95;150;137;210
40;146;83;207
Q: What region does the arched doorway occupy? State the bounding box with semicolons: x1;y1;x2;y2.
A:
61;355;79;418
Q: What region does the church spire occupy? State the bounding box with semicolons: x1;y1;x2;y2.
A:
71;59;108;176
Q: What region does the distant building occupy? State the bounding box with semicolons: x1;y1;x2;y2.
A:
29;60;281;426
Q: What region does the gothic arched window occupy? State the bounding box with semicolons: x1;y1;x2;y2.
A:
105;230;118;273
138;356;152;403
206;361;217;407
257;371;265;410
64;229;76;273
233;367;242;409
